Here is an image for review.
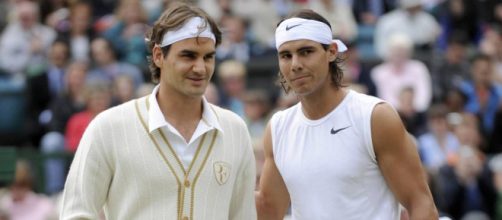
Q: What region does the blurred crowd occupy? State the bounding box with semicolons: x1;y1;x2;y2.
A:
0;0;501;219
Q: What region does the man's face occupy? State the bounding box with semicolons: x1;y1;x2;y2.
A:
154;37;216;98
50;42;69;68
472;59;493;85
277;39;336;96
91;39;114;66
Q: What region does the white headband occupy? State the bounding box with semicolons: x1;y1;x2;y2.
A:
159;17;215;47
275;18;347;52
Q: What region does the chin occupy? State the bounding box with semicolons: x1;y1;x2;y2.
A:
184;90;206;98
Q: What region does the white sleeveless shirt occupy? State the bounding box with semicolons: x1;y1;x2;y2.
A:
270;90;400;220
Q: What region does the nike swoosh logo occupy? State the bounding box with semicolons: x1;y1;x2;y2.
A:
285;24;301;31
330;126;351;135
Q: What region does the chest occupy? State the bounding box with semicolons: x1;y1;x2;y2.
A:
274;123;375;187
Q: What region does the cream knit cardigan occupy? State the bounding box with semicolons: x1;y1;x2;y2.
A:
60;97;257;220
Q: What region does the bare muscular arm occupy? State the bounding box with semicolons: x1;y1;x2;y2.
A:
256;123;290;220
372;103;438;220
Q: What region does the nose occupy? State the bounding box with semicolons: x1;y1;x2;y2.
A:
291;55;302;72
193;58;206;75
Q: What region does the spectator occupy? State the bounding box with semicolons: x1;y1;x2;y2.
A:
0;1;56;77
112;74;135;105
26;39;70;146
232;0;280;46
59;1;95;63
453;113;483;150
40;61;87;194
217;59;247;117
445;88;468;114
242;89;271;142
306;0;358;42
371;33;433;112
431;33;471;103
103;0;149;70
418;104;461;173
352;0;397;25
88;37;144;88
459;54;502;141
396;87;426;136
479;26;502;85
374;0;441;62
0;160;57;220
65;82;112;152
216;15;268;62
436;146;496;219
432;0;481;50
342;42;376;96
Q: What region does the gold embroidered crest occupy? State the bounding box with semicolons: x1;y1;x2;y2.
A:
213;161;231;185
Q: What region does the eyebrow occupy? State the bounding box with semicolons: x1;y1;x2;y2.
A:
179;50;216;57
297;46;316;52
278;45;317;55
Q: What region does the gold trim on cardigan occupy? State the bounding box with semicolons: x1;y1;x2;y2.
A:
135;99;183;219
191;130;218;219
138;97;220;220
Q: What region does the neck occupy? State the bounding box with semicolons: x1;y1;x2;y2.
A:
157;85;203;142
299;84;347;120
157;86;203;123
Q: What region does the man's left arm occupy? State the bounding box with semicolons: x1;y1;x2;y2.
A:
229;123;257;220
372;103;438;220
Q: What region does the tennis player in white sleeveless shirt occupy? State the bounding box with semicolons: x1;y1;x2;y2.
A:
256;9;438;220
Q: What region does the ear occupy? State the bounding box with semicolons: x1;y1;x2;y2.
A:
152;45;164;68
327;43;338;62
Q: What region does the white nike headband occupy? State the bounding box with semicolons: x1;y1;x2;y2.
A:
159;17;215;47
275;17;347;52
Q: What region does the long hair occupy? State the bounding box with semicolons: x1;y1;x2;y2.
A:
145;2;222;83
276;9;346;94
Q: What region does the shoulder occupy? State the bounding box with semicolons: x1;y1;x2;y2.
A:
269;103;300;127
371;63;390;76
408;60;429;70
370;102;405;143
209;104;247;128
91;100;137;128
371;102;400;125
346;91;384;114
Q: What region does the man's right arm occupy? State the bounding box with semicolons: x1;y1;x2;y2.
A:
256;123;290;220
60;117;113;220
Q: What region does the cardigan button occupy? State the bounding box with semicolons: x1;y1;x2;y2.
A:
184;180;190;188
182;216;189;220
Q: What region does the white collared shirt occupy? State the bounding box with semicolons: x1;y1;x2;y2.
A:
148;85;223;169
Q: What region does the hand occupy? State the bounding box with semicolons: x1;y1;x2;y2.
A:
30;38;43;54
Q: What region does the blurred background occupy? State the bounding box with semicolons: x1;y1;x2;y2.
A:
0;0;501;219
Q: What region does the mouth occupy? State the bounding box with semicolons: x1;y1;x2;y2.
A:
186;76;207;85
290;75;310;82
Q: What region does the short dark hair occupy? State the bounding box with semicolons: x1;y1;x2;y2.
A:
145;2;222;83
276;9;345;94
471;53;492;64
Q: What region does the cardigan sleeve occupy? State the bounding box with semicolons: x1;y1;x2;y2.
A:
60;114;114;220
229;123;257;220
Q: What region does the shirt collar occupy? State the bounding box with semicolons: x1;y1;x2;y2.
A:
147;85;223;134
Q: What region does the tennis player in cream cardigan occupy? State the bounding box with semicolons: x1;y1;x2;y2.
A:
60;2;257;220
